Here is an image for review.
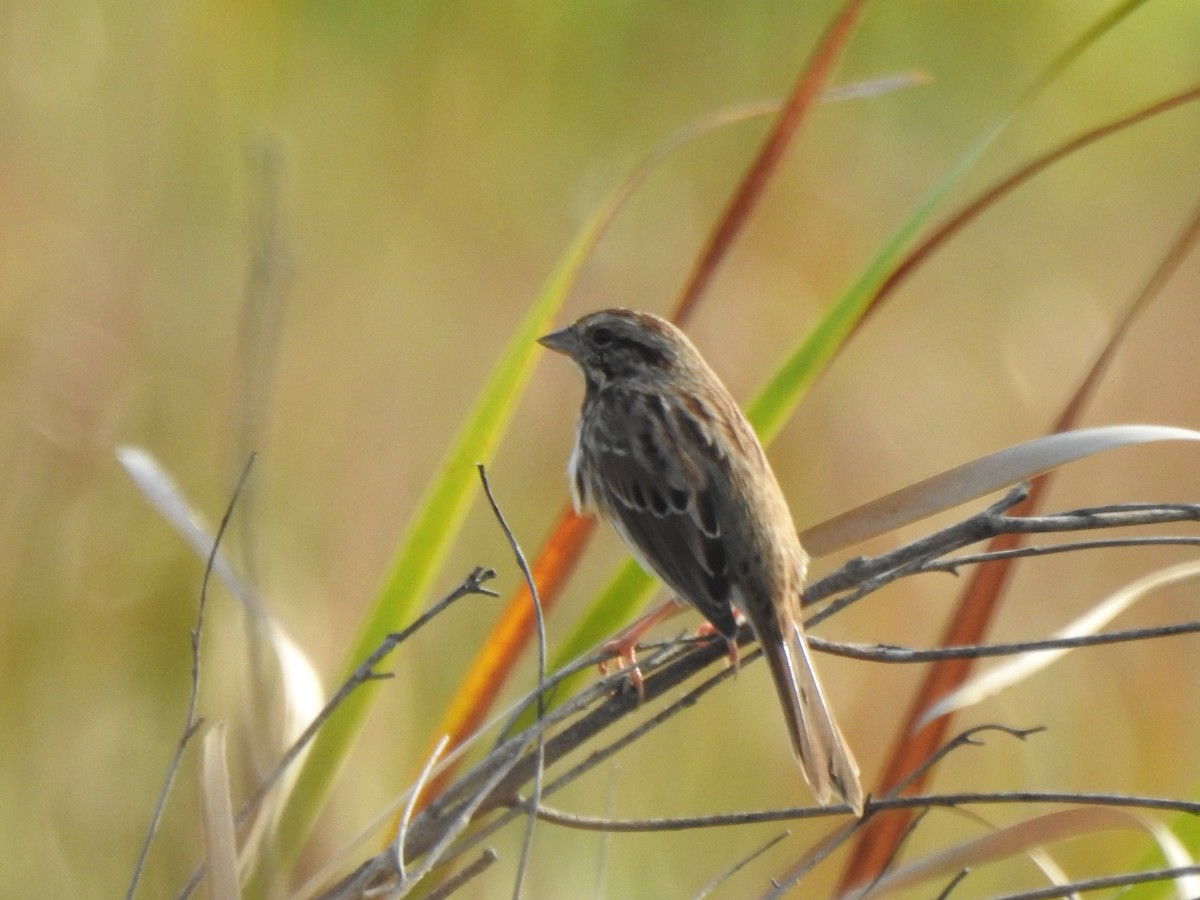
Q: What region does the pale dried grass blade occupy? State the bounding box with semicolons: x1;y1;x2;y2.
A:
802;425;1200;556
117;447;325;843
118;446;249;606
201;723;240;900
394;735;450;883
921;560;1200;724
117;446;324;727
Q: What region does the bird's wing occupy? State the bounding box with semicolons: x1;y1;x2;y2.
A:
583;389;739;637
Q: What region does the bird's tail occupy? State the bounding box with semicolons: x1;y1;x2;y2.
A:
761;618;864;816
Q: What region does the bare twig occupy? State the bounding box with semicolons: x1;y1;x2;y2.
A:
861;808;933;899
693;830;790;899
519;788;1200;832
127;453;256;900
809;619;1200;663
923;536;1200;572
934;868;972;900
992;865;1200;900
422;849;499;900
238;568;497;825
390;746;525;898
805;486;1032;614
888;726;1044;799
177;568;497;900
805;491;1200;624
476;464;547;900
764;726;1042;897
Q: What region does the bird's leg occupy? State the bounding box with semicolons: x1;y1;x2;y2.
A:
599;598;687;698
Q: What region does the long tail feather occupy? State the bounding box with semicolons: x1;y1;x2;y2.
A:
762;621;864;815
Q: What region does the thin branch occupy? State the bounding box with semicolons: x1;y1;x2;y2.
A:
410;634;750;872
323;748;524;900
126;453;256;900
992;865;1200;900
934;869;972;900
765;726;1043;897
693;831;791;899
805;485;1031;610
390;746;525;898
804;492;1200;625
809;618;1200;663
236;568;497;824
924;536;1200;572
906;726;1044;796
520;789;1200;833
476;464;547;900
860;808;933;899
422;849;499;900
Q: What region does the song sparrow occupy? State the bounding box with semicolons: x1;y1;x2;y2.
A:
539;308;863;814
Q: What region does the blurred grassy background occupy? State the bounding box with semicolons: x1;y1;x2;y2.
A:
3;1;1200;896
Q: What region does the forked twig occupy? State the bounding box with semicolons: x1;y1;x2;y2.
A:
177;568;497;899
237;568;498;824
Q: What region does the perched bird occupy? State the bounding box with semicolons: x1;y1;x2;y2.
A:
539;308;863;814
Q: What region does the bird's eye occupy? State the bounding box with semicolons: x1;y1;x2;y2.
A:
591;327;615;348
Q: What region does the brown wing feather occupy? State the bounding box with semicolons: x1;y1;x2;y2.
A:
580;388;739;637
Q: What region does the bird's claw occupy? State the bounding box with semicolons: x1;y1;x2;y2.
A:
694;621;741;673
599;635;646;701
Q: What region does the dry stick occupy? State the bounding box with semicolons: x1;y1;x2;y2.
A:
934;869;971;900
348;663;1192;891
490;634;681;757
805;492;1200;617
693;830;791;899
425;631;856;883
812;619;1200;664
175;568;497;900
804;485;1030;607
432;493;1200;874
397;634;751;871
318;627;622;894
524;787;1200;833
993;865;1200;900
328;496;1200;889
925;535;1200;571
463;499;1197;812
323;749;526;900
126;453;256;900
764;726;1042;897
476;464;548;900
238;567;497;824
422;849;499;900
376;747;527;900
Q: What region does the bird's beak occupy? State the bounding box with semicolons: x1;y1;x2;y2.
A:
538;325;581;358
